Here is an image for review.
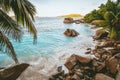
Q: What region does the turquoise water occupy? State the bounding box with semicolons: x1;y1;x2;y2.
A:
0;17;95;80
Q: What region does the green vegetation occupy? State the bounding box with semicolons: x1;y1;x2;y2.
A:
0;0;37;64
84;0;120;40
58;14;84;18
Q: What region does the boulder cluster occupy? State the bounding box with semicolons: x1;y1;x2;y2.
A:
64;29;79;37
49;39;120;80
63;18;84;24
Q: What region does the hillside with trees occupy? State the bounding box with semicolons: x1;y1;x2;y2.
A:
84;0;120;41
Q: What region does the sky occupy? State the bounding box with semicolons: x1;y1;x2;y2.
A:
29;0;116;17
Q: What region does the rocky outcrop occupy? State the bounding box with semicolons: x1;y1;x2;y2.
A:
64;29;79;37
116;68;120;80
74;19;84;24
0;63;29;80
64;54;78;70
95;73;115;80
63;18;84;24
64;54;91;70
63;18;74;24
106;53;120;74
49;38;120;80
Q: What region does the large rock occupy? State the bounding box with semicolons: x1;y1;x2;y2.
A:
64;54;91;70
116;68;120;80
75;55;91;64
63;18;74;24
107;49;120;56
64;29;79;37
95;73;115;80
117;44;120;49
0;63;29;80
64;54;78;70
74;19;84;24
106;53;120;74
102;40;115;47
71;74;81;80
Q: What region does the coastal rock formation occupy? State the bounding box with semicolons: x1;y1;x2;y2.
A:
50;30;120;80
74;19;84;24
64;29;79;37
64;54;78;70
106;53;120;74
0;63;29;80
63;18;74;24
64;54;91;70
117;44;120;49
63;18;84;24
95;73;115;80
116;68;120;80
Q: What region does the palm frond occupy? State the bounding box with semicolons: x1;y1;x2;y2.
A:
0;30;18;64
0;9;22;42
109;27;117;39
0;0;12;12
10;0;37;42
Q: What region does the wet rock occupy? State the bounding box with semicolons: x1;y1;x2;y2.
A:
49;77;55;80
106;54;120;74
64;54;91;70
117;44;120;49
101;54;108;61
95;73;115;80
95;45;103;49
0;63;29;80
114;53;120;59
64;54;78;70
97;61;106;72
64;18;74;24
71;74;81;80
96;49;106;57
75;55;91;65
57;66;62;72
65;75;71;80
52;70;64;78
107;49;120;56
102;40;115;47
116;68;120;80
94;53;101;58
85;48;92;54
75;70;83;78
74;19;84;24
64;29;79;37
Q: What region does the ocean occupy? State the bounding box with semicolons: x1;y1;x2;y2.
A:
0;17;96;80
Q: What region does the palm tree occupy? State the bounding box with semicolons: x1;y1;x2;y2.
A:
0;0;37;64
90;0;120;40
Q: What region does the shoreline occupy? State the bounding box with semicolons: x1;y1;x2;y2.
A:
49;22;120;80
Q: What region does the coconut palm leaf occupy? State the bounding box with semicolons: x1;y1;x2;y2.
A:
0;0;37;42
0;0;12;12
0;30;18;63
109;27;117;39
0;0;37;63
0;9;22;41
10;0;37;42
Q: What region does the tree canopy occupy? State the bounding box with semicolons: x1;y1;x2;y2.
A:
84;0;120;40
0;0;37;63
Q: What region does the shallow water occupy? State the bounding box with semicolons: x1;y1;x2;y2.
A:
0;17;96;80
